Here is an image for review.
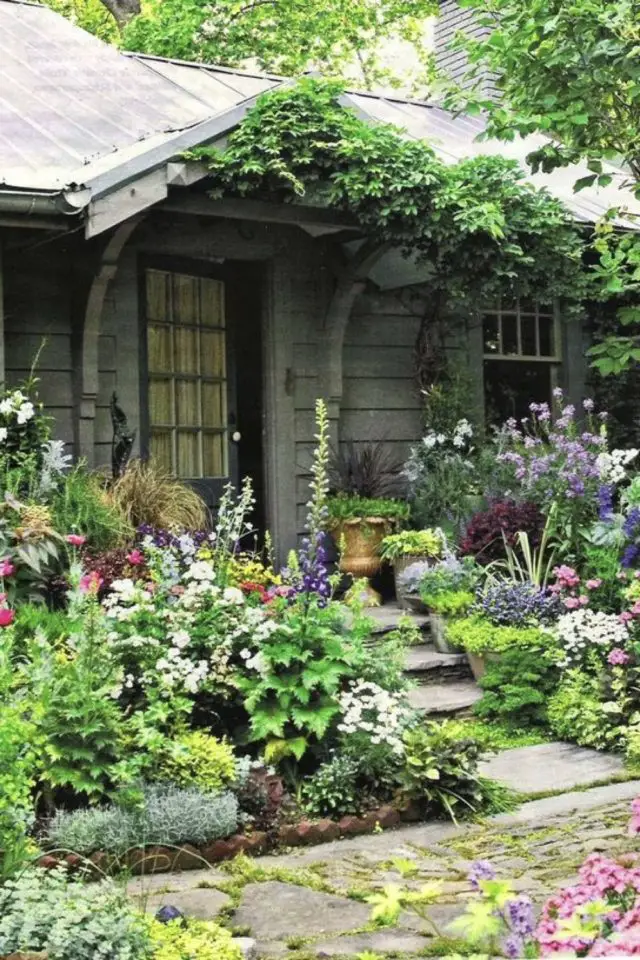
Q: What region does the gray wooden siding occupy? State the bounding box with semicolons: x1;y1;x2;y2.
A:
2;243;75;451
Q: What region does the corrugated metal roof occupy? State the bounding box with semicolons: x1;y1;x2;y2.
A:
0;0;276;191
0;0;637;231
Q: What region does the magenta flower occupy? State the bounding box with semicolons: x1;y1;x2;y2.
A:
564;596;580;610
66;534;86;547
0;607;15;627
126;549;144;566
79;571;103;594
0;558;15;577
553;565;580;588
608;648;630;666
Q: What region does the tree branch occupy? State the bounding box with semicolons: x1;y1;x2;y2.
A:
99;0;140;27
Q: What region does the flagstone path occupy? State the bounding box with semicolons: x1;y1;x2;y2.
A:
128;779;640;959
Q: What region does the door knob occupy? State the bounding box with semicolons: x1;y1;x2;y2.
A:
232;431;241;443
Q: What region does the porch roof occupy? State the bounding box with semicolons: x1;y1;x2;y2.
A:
0;0;638;236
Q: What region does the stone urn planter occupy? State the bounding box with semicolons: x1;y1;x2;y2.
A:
333;517;391;606
429;612;463;655
466;651;500;681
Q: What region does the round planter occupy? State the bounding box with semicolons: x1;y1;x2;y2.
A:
466;651;500;681
333;517;391;579
428;612;463;654
393;555;433;610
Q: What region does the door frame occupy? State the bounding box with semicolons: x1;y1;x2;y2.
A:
137;255;239;506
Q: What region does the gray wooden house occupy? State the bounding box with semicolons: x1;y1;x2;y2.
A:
1;0;637;560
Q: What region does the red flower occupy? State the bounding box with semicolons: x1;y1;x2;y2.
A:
66;534;87;547
0;607;15;627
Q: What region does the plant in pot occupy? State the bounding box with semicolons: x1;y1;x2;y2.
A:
447;580;561;680
380;528;446;609
418;555;480;653
328;441;408;605
327;495;410;605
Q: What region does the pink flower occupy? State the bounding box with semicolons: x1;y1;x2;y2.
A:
564;596;580;610
66;534;86;547
553;564;580;588
620;611;634;624
126;549;144;566
578;594;589;606
586;579;602;590
0;607;15;627
608;647;630;666
0;558;15;577
79;571;103;594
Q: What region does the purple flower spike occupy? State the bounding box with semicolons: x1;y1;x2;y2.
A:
506;896;535;937
503;933;525;958
468;859;495;890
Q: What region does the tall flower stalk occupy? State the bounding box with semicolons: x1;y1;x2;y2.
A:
291;399;331;607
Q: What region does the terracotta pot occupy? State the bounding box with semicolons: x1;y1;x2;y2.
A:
467;651;500;681
333;517;391;579
393;555;432;610
429;613;463;654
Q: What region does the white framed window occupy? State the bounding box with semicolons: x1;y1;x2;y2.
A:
482;300;562;422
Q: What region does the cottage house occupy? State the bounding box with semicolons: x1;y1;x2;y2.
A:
1;0;637;560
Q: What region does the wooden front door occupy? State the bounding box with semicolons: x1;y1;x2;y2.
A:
143;266;238;507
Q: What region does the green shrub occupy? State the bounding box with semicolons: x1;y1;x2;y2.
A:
327;494;410;524
0;867;151;959
48;464;133;550
446;615;550;655
154;731;237;793
380;529;445;560
426;589;475;616
474;647;559;727
302;754;362;818
547;670;625;751
49;784;238;855
147;917;241;960
399;721;488;821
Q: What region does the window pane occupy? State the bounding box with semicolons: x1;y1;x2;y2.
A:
173;275;199;325
501;315;519;355
176;379;200;427
201;330;226;378
150;429;173;471
202;381;225;430
175;328;199;374
539;316;555;357
484;360;553;425
149;379;173;426
521;316;537;356
203;432;227;478
146;270;170;323
201;279;225;327
148;324;172;373
177;431;200;478
483;315;500;354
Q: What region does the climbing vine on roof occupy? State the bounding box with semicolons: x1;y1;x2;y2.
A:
193;79;591;314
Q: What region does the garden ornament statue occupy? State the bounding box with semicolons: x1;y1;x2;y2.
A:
110;392;136;479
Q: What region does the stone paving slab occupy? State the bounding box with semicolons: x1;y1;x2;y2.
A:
479;742;626;794
408;680;482;715
404;644;468;673
139;888;231;920
368;603;429;634
233;882;370;940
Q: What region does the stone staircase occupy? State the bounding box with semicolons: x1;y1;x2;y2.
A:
369;603;482;717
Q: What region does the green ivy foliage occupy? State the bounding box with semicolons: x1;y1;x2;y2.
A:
195;79;589;316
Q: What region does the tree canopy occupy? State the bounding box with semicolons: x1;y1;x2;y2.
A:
44;0;437;89
445;0;640;374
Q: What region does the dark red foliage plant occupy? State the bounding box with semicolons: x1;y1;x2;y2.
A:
459;500;544;564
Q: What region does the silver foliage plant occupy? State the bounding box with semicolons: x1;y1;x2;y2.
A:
49;785;238;855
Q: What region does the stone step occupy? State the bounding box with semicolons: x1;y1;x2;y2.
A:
368;603;429;635
407;681;482;717
479;742;626;795
404;643;471;684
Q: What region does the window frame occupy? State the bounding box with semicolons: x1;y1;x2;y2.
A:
482;301;562;364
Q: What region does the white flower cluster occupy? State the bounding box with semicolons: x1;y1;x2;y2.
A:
554;608;629;668
421;418;473;452
103;578;155;622
338;680;410;756
597;448;639;484
0;390;35;440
